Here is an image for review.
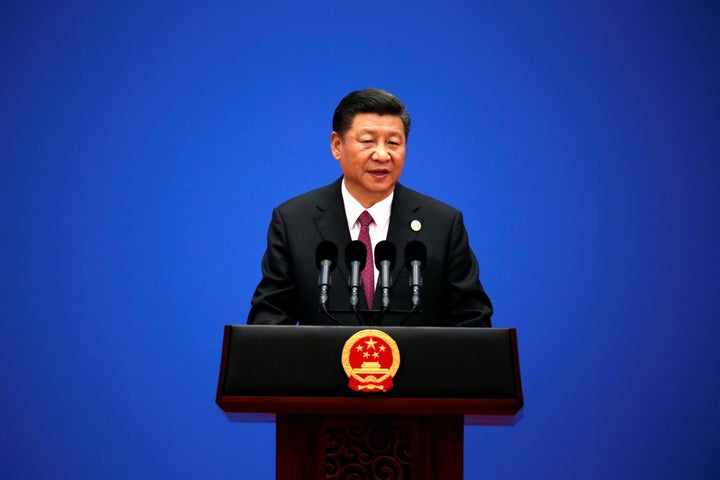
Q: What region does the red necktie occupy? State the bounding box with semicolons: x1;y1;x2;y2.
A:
358;211;375;309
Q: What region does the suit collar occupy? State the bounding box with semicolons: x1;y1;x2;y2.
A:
313;179;423;244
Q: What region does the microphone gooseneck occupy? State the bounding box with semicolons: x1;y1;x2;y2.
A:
315;241;338;308
404;240;427;307
317;240;425;326
374;240;396;311
345;240;367;310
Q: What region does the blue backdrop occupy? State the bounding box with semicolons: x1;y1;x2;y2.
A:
2;1;718;478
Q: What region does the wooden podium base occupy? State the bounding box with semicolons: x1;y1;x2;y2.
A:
276;414;463;480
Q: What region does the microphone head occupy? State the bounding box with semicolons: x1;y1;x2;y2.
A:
345;240;367;270
315;241;338;270
374;240;396;270
404;240;427;270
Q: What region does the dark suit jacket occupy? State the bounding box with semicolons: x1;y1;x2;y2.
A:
247;177;492;327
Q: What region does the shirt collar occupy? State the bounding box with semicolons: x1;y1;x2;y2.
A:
341;179;394;230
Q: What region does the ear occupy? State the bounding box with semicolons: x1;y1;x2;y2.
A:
330;131;342;160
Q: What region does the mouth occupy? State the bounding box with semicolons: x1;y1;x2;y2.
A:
368;168;390;178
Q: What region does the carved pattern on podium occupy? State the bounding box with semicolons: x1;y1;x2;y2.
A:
324;421;411;479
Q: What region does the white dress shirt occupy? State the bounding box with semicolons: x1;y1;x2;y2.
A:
341;179;394;287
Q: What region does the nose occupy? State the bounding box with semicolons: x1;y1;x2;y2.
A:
372;145;391;162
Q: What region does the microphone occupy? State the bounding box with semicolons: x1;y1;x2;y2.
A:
374;240;396;310
345;240;367;309
404;241;427;307
315;241;338;308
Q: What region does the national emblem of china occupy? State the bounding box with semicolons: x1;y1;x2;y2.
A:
341;329;400;392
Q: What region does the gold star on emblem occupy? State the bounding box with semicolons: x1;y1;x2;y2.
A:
364;338;377;349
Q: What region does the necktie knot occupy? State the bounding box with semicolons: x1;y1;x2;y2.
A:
358;210;374;228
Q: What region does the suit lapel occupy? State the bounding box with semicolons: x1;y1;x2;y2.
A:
382;183;423;300
313;178;352;288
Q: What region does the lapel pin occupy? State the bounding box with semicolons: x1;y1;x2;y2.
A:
410;220;422;232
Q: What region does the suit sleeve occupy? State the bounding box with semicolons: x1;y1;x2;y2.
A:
247;207;299;325
445;210;493;327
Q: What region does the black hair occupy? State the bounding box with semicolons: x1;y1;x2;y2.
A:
332;88;411;139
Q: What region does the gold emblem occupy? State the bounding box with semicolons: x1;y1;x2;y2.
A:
410;219;422;232
341;329;400;392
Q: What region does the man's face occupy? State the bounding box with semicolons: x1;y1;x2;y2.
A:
331;113;406;207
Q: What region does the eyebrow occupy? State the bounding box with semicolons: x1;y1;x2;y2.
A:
357;128;404;137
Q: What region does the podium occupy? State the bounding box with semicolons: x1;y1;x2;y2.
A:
216;325;523;479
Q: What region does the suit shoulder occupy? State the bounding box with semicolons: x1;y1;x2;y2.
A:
395;183;462;217
274;180;340;213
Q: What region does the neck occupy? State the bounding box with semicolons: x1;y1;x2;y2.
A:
346;187;393;209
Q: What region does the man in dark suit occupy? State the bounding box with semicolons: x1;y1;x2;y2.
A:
247;88;492;327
